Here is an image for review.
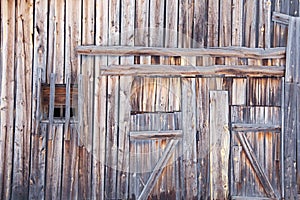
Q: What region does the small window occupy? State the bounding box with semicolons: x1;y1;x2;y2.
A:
41;84;78;123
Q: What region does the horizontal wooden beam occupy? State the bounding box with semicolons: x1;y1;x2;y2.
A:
272;12;291;25
76;45;286;59
231;123;281;132
129;130;182;140
97;64;285;77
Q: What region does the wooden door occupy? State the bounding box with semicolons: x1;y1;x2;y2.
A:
230;106;282;199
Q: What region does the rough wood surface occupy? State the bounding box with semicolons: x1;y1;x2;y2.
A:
99;64;285;77
130;130;183;140
209;91;230;199
76;46;286;59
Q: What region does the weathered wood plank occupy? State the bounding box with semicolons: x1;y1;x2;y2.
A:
182;78;197;198
99;64;285;77
45;125;64;199
209;90;230;199
232;0;243;46
65;0;81;83
195;78;210;199
231;123;281;132
244;0;257;48
207;0;219;47
28;124;47;199
0;1;16;199
12;1;34;198
130;130;183;140
219;0;231;47
117;1;135;198
92;1;108;199
76;46;286;59
138;140;179;200
61;125;79;199
285;17;296;83
47;0;65;83
283;83;297;199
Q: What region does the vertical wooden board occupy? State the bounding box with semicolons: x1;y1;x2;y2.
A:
33;0;48;83
182;78;197;199
285;17;296;83
0;1;15;199
116;0;135;198
135;0;149;46
45;124;64;200
79;2;95;199
29;124;47;200
297;84;300;192
244;0;257;48
284;83;297;199
193;0;208;47
61;125;79;200
165;0;178;48
92;1;108;199
232;0;243;46
232;78;247;105
105;76;119;199
129;115;137;199
196;78;210;199
12;1;33;199
219;0;232;47
207;0;219;47
258;0;271;48
178;0;194;48
156;78;169;112
47;0;65;83
149;0;164;47
65;0;82;83
209;91;230;199
295;18;300;84
168;78;181;112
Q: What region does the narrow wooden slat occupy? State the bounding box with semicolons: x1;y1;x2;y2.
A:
295;18;300;83
65;0;82;83
232;0;243;46
232;145;242;183
236;132;277;198
12;1;34;198
232;196;275;200
61;125;79;199
49;74;56;126
76;46;286;59
116;1;135;198
231;123;281;132
28;124;47;199
182;78;197;198
285;17;296;83
64;75;71;138
193;0;207;48
130;130;183;140
47;0;65;83
283;83;297;199
196;78;210;199
244;0;257;48
92;1;108;198
209;91;230;199
219;0;231;47
297;84;300;192
45;125;64;199
207;0;219;47
98;64;285;77
138;140;179;200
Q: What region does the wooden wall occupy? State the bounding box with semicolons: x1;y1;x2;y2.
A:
0;0;300;199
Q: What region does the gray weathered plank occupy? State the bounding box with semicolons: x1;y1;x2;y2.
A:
99;64;285;77
182;78;197;198
283;83;297;199
28;124;47;200
76;46;286;59
231;123;281;132
130;130;183;140
209;90;230;199
45;125;64;199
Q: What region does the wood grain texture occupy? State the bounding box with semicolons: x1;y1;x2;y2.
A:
0;1;16;199
209;91;230;199
12;1;34;198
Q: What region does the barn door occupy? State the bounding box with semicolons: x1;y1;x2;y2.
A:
230;105;282;199
128;77;183;199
